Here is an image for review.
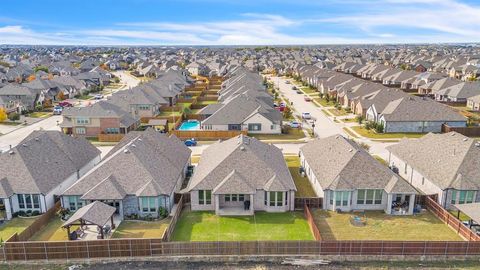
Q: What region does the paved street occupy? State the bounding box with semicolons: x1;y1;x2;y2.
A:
270;76;396;160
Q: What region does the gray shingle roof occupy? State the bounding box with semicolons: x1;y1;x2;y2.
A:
63;201;116;227
387;132;480;190
300;135;416;193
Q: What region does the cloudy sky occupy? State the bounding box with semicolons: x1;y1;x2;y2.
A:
1;0;479;45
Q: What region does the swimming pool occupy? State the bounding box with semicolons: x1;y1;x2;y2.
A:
178;120;200;131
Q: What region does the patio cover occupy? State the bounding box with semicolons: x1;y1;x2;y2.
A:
453;203;480;224
63;201;116;228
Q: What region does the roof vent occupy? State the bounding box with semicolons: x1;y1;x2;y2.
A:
240;146;245;151
475;142;480;147
22;144;27;147
8;150;14;155
124;148;130;153
348;149;353;152
463;138;468;141
131;144;136;148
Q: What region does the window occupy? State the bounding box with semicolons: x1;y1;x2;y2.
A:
239;194;245;202
268;191;284;207
248;123;262;131
105;128;120;134
451;190;476;205
198;190;211;205
357;189;382;205
225;194;230;202
69;196;76;211
75;127;86;135
329;190;334;205
76;117;89;125
141;197;156;212
264;191;268;206
138;105;150;110
25;194;32;208
18;194;25;209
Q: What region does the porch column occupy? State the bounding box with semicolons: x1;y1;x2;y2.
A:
214;195;220;215
408;194;415;215
249;194;254;215
386;194;393;215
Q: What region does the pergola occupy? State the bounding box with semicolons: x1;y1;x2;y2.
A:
62;201;117;240
453;202;480;228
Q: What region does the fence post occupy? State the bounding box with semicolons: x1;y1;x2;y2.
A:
44;242;48;261
107;240;111;258
444;241;448;257
129;239;132;257
465;241;470;256
86;241;90;260
23;242;27;261
423;241;427;256
150;239;152;257
64;242;68;261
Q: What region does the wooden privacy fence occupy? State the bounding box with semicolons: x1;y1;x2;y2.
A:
295;197;323;209
425;197;480;241
8;202;61;242
3;240;480;261
304;205;322;241
98;134;125;142
442;124;480;137
162;195;184;242
170;130;247;140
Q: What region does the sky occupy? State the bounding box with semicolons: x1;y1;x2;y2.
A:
0;0;480;45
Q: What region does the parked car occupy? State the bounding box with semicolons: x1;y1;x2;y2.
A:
285;80;291;84
59;101;73;107
296;90;303;94
301;112;312;120
292;86;298;90
53;106;63;115
304;95;312;102
279;102;286;107
289;121;302;128
185;138;197;147
94;94;104;100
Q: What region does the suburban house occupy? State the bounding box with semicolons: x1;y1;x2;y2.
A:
0;131;101;220
433;82;480;104
200;94;282;134
185;135;297;215
300;135;417;215
61;101;139;138
377;96;467;133
467;94;480;111
61;129;191;219
387;132;480;209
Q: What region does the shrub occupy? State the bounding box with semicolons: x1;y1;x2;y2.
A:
158;207;168;219
32;210;40;216
0;108;7;122
345;107;352;113
364;121;375;130
355;115;364;124
8;112;20;122
17;210;26;217
375;122;384;133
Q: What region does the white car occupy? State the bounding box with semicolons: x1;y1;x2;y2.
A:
94;94;104;100
301;112;312;120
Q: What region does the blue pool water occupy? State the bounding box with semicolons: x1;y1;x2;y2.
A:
179;120;200;131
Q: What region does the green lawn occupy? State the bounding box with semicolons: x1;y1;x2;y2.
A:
159;111;183;117
351;126;425;139
285;156;316;197
77;95;92;100
342;117;358;123
196;101;218;105
300;87;316;94
111;219;171;239
449;210;471;222
29;218;72;241
313;210;463;241
342;127;359;138
251;128;305;140
27;112;52;118
327;108;348;116
172;210;314;241
178;102;193;109
0;217;38;241
314;98;335;107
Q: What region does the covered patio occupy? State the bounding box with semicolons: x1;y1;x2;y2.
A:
387;193;415;215
453;203;480;235
62;201;117;240
212;171;256;216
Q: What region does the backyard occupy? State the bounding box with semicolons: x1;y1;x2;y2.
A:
285;156;316;197
111;219;171;239
0;217;38;241
312;210;463;241
29;217;72;241
251;128;306;141
171;210;314;241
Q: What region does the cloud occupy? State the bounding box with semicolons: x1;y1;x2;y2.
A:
0;1;479;45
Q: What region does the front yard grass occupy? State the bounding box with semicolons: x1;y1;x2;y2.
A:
196;101;217;106
171;210;314;241
0;217;38;241
251;128;305;141
313;210;463;241
327;108;348;116
315;98;336;107
29;217;72;241
285;156;316;197
300;87;316;94
27;112;52;118
111;219;171;239
351;126;425;139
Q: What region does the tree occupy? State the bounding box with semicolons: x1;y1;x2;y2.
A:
283;106;293;120
0;108;7;122
34;66;49;73
8;112;20;122
355;115;364;124
57;91;66;101
375;122;384;133
26;74;36;82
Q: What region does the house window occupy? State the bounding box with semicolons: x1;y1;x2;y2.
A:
357;189;382;205
75;127;86;135
225;194;230;202
228;124;241;131
18;194;25;209
141;197;156;212
248;123;262;131
198;190;211;205
138;105;150;110
76;117;89;125
264;191;268;206
231;194;237;202
69;196;76;211
451;190;476;205
268;191;284;207
239;194;245;202
105;128;120;134
25;194;32;208
334;191;349;207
